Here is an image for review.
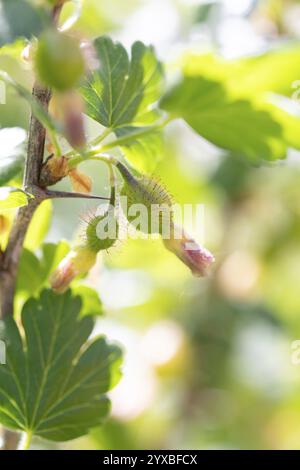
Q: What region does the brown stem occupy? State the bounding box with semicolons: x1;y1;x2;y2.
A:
0;83;50;318
0;3;62;319
0;4;63;451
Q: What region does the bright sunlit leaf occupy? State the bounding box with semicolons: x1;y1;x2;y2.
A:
72;285;104;317
24;200;53;251
17;241;70;295
81;36;164;172
81;36;163;128
115;125;164;173
161;76;288;161
181;46;300;99
0;186;32;210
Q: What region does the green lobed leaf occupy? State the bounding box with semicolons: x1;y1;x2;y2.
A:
0;186;32;209
17;249;42;295
0;289;122;441
234;46;300;98
0;0;49;47
72;285;103;317
81;36;163;129
115;126;164;173
80;37;164;172
181;46;300;99
162;49;300;160
160;76;289;161
17;241;70;295
39;241;70;283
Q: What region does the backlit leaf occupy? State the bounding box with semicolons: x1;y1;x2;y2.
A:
115;125;164;173
0;186;32;210
81;36;163;128
0;289;122;441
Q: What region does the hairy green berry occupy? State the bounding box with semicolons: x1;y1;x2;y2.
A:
117;162;173;235
85;211;119;252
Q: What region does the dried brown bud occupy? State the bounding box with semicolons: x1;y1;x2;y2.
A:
40;154;69;187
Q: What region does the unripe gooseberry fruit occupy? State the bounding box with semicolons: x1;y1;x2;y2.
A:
117;162;173;235
85;212;119;252
35;30;85;91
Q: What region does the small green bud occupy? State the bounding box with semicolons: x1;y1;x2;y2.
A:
84;172;119;252
50;245;97;293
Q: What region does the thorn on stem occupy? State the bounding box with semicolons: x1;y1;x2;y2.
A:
44;189;110;201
